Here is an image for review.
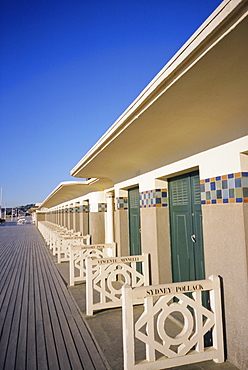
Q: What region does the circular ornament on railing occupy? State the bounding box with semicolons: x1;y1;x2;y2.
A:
107;266;131;295
157;302;194;345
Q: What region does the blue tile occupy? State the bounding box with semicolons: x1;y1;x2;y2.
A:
236;198;243;203
235;178;242;188
205;182;210;191
211;190;216;199
228;174;234;178
205;178;210;182
162;191;167;197
222;180;228;189
242;172;248;177
223;189;229;199
201;200;206;205
223;199;229;203
210;182;216;190
242;177;248;187
217;190;222;199
211;199;217;204
228;178;235;188
243;188;248;197
216;176;221;181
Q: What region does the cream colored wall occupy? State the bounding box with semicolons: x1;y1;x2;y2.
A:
244;204;248;281
114;210;129;257
156;207;172;283
82;212;89;235
202;204;248;370
140;207;172;284
89;212;105;244
36;212;46;223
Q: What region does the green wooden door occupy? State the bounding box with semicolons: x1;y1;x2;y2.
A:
169;172;205;283
128;187;141;256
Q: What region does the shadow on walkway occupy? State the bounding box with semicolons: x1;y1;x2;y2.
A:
55;253;239;370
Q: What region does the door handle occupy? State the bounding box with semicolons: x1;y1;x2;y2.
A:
191;234;196;243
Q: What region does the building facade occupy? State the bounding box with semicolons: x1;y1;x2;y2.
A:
38;1;248;368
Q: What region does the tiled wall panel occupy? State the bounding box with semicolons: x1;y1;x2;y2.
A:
200;172;248;204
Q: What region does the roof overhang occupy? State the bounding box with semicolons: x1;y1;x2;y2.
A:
71;0;248;184
38;178;113;209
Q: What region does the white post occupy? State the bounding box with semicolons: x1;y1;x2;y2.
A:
69;245;75;286
105;191;114;244
86;257;93;315
122;284;135;370
209;275;225;363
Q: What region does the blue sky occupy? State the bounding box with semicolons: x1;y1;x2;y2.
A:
0;0;223;208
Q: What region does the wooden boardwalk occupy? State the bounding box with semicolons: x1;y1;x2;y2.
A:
0;221;108;370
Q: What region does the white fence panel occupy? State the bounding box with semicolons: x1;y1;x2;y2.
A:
122;275;224;370
69;243;116;286
86;254;150;316
56;234;91;263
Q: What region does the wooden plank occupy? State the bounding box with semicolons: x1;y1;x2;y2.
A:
0;243;23;325
38;242;90;369
35;241;60;370
41;249;94;369
0;222;108;370
36;242;74;370
42;240;107;369
0;238;24;341
26;241;37;370
0;239;27;369
0;239;21;301
32;241;50;370
45;248;108;369
15;241;31;370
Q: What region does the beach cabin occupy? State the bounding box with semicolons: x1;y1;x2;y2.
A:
37;1;248;368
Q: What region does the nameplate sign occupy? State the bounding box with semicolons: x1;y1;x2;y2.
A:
91;255;143;265
129;279;214;299
71;244;104;250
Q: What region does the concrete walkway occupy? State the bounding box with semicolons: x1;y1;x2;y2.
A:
54;250;240;370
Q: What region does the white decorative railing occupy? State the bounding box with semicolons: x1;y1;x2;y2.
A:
86;254;150;316
69;243;116;287
38;221;91;263
38;221;63;246
122;275;224;370
38;221;73;251
56;234;91;263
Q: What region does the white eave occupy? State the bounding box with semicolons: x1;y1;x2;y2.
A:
38;178;113;209
70;0;248;184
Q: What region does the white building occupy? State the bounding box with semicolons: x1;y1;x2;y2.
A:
38;1;248;368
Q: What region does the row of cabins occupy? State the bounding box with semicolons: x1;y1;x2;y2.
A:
36;1;248;369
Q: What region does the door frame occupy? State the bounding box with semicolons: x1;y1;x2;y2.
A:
128;186;141;257
168;170;205;283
